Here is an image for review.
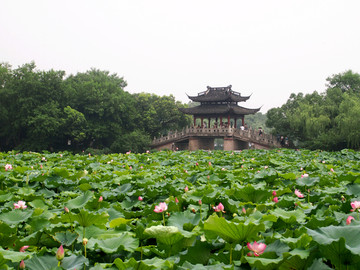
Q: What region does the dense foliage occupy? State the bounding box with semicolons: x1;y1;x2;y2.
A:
1;149;360;269
0;62;191;153
266;70;360;150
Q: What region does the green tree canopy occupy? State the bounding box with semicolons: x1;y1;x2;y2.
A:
266;70;360;150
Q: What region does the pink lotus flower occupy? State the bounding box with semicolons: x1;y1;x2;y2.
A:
199;199;202;205
19;245;29;252
273;197;279;203
272;191;277;196
98;196;103;202
138;196;143;201
19;260;25;270
56;245;64;261
14;200;27;209
347;216;355;225
301;173;309;178
196;162;199;166
330;168;334;172
184;186;189;192
64;206;69;213
247;241;266;256
154;202;168;213
208;162;212;166
213;202;225;213
242;207;246;214
174;197;179;203
4;164;13;171
351;201;360;211
295;189;304;198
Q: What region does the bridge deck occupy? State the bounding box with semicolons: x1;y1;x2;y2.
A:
151;127;281;149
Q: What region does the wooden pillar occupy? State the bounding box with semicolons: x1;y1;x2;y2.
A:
220;117;223;126
228;115;230;127
234;117;237;128
201;117;204;128
208;117;211;127
242;116;245;126
194;116;196;127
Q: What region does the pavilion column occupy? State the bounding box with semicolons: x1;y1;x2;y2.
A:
201;117;204;128
234;117;237;128
220;117;223;126
228;115;230;127
194;116;196;127
208;117;211;128
242;116;245;126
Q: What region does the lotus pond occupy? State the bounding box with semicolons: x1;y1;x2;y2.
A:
1;149;360;269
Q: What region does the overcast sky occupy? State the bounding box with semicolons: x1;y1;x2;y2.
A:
1;1;360;112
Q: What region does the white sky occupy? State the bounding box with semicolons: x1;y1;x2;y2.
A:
1;1;360;112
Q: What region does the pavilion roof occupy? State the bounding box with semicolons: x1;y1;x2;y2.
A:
179;104;260;116
187;85;250;103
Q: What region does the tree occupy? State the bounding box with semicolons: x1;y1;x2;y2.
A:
64;69;137;149
266;70;360;150
133;93;191;138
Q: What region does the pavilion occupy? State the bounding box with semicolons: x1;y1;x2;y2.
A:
179;85;260;128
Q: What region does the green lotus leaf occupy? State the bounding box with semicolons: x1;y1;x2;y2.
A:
280;234;312;249
0;248;31;262
87;233;139;253
307;258;332;270
144;225;184;246
0;193;13;202
29;216;51;231
114;257;174;270
66;190;93;210
245;256;283;270
278;248;310;270
179;240;211;265
297;177;319;187
0;209;34;225
109;217;131;228
203;214;265;243
231;183;270;203
167;211;201;234
270;208;306;224
29;199;48;210
72;209;109;228
307;225;360;269
78;183;92;191
54;231;79;246
25;254;88;270
346;184;360;196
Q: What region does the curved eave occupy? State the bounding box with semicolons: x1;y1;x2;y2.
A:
179;104;260;115
187;94;250;103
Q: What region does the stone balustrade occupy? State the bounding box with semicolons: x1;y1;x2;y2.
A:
151;126;281;148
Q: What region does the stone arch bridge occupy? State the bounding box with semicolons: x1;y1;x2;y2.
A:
151;126;281;151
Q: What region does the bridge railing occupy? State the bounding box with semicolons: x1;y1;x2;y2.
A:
152;127;281;147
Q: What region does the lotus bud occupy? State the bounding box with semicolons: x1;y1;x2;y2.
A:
198;199;202;205
19;245;29;252
64;206;69;213
19;260;25;270
56;245;64;261
98;196;103;202
184;186;189;192
272;191;277;197
82;238;88;246
138;196;143;201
